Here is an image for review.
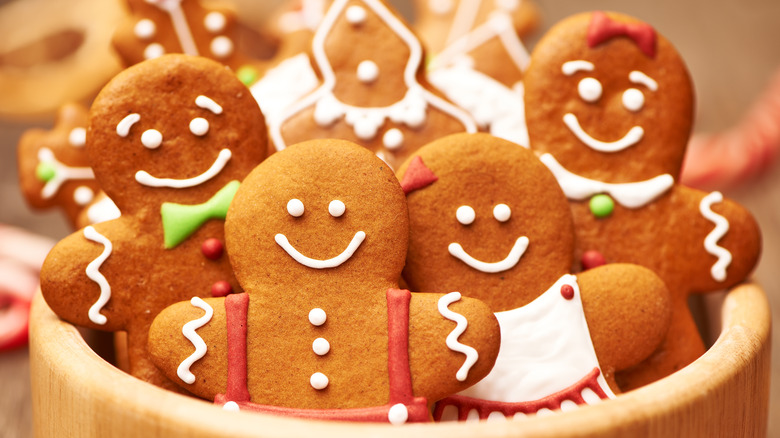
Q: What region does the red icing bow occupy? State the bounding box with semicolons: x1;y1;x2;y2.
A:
587;11;657;58
400;156;438;195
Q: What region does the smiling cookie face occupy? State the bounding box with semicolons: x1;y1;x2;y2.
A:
87;55;267;213
525;12;694;183
398;133;574;311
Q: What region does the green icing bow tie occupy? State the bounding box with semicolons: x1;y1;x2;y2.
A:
160;180;240;249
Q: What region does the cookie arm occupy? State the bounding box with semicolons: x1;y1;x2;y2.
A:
407;293;500;402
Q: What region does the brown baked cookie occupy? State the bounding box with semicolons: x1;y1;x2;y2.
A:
524;11;762;389
268;0;476;170
397;133;671;420
148;139;500;423
40;54;268;391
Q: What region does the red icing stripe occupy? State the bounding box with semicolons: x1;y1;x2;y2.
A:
386;288;414;403
224;293;250;402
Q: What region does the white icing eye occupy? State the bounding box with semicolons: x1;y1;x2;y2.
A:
345;5;367;24
141;129;163;149
383;128;404;150
308;308;326;326
134;19;156;39
357;60;379;83
204;12;226;33
578;77;602;103
287;199;304;217
210;36;233;59
456;206;475;225
144;43;165;60
622;88;645;112
493;204;511;222
328;200;346;217
68;127;87;147
189;117;209;136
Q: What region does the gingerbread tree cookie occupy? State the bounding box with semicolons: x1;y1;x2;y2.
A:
40;54;268;390
397;133;671;420
148;139;500;422
524;12;762;389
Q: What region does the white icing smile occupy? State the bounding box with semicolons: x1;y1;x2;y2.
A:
275;231;366;269
135;148;232;188
563;113;644;153
448;237;529;273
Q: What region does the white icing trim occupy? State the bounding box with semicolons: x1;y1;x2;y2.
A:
37;148;95;199
177;297;214;384
195;95;223;114
629;71;658;92
275;231;365;269
438;292;479;382
86;197;121;224
563;113;644;153
443;0;480;48
134;148;231;188
699;191;732;282
562;60;594;76
117;113;141;137
539;153;674;209
448;236;529;273
151;0;199;56
83;226;112;325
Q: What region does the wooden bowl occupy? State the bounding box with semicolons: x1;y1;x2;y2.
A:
29;282;770;438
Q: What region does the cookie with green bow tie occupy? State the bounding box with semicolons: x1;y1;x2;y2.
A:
40;54;267;392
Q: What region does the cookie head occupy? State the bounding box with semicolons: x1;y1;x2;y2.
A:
87;54;267;212
399;133;574;311
226;139;408;291
525;11;694;182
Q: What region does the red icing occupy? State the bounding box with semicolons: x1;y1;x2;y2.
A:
201;238;224;260
560;284;575;300
581;250;607;270
587;11;657;58
211;281;233;297
400;156;438;195
224;293;250;402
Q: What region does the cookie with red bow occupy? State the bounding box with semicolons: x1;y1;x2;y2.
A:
524;11;762;389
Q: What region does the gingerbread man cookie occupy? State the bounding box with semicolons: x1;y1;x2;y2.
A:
40;54;268;390
148;139;500;422
269;0;476;170
523;12;762;389
397;133;671;420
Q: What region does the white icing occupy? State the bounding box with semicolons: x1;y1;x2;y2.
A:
68;127;87;147
309;308;326;326
84;226;112;325
310;372;329;390
275;231;366;269
356;60;379;83
382;128;404;150
195;95;223;114
37;148;95;199
629;71;658;92
455;205;475;225
189;118;209;136
387;403;409;425
116;113;141;137
249;53;319;124
699;191;732;282
149;0;199;56
177;297;214;384
622;88;645;112
73;186;95;206
345;5;367;24
134;18;156;40
578;78;602;103
495;0;519;11
563;113;644;153
210;36;233;59
86;196;121;224
539;153;674;209
428;0;453;15
287;199;305;217
135;148;231;188
443;0;480;48
562;60;594;76
141;129;163;149
493;204;511;222
144;43;165;60
438;292;479;381
223;401;240;411
328;200;345;217
204;11;226;33
312;337;330;355
448;237;529;273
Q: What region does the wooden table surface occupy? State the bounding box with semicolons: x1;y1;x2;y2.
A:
1;0;778;437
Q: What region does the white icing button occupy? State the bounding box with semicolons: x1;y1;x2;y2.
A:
141;129;163;149
429;0;453;15
134;18;156;40
578;77;602;103
144;43;165;60
222;401;240;411
312;337;330;356
287;199;304;217
345;5;367;24
68;127;87;147
328;200;346;217
310;372;329;390
493;204;511;222
73;186;95;206
189;117;210;136
204;11;226;33
308;308;326;326
383;129;404;150
356;60;379;83
622;88;645;112
456;205;475;225
387;403;409;425
210;36;233;59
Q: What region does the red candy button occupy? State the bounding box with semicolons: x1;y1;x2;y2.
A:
211;281;233;297
201;238;224;260
581;250;606;270
560;284;575;300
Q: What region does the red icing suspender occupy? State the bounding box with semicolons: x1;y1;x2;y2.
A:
224;293;250;402
386;288;415;403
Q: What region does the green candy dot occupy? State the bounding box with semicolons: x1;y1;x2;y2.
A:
589;194;614;218
236;65;259;86
36;162;57;183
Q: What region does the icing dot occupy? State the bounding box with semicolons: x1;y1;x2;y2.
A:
356;60;379;83
581;250;606;270
310;372;329;390
189;117;210;136
345;6;367;24
35;162;56;183
210;36;233;59
312;338;330;356
328;200;346;217
223;401;240;411
428;0;453;15
622;88;645;112
560;284;575;300
456;205;475;225
73;186;95;206
287;199;304;217
578;77;602;103
383;129;404;150
387;403;409;425
495;0;519;11
144;43;165;60
309;308;326;326
204;11;226;33
68;127;87;147
211;281;233;297
493;204;511;222
201;238;224;260
141;129;163;149
589;194;614;218
134;19;156;39
236;65;259;85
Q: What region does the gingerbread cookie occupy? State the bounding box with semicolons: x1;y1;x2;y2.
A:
397;133;671;420
40;54;268;390
148;139;500;422
523;12;762;389
269;0;477;170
